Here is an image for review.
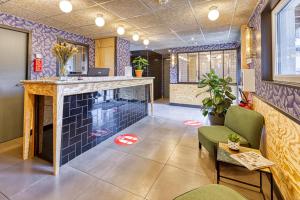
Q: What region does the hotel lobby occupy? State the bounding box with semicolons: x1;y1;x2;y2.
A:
0;0;299;200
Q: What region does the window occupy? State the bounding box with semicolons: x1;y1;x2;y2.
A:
177;50;237;83
272;0;300;83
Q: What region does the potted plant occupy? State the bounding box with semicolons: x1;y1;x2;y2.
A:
197;70;236;125
228;133;240;151
52;42;78;80
132;56;149;78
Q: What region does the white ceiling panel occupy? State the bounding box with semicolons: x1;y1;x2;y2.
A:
0;0;258;50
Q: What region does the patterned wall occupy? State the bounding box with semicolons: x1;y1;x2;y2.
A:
169;42;240;83
116;37;130;76
0;13;95;79
249;0;300;121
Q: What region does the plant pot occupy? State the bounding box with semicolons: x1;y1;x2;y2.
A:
228;140;240;151
208;113;225;125
135;70;143;77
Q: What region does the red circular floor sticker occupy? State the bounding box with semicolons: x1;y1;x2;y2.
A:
114;134;139;146
183;120;203;127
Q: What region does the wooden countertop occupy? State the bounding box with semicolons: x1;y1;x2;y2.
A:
21;76;155;85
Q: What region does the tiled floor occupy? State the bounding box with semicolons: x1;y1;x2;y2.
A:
0;100;275;200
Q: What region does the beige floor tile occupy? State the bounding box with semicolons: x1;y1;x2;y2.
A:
178;131;199;149
0;158;52;197
69;146;127;175
146;165;211;200
86;149;128;179
0;147;23;171
75;179;144;200
128;139;176;163
102;154;164;197
167;146;208;176
146;128;183;147
11;166;97;200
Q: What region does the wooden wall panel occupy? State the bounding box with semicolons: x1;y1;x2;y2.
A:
170;84;238;106
253;96;300;200
95;37;115;76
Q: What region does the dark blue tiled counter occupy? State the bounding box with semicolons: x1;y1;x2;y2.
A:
59;85;148;165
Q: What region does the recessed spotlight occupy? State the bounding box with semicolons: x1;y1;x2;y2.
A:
117;26;125;35
208;6;219;21
143;39;150;46
95;14;105;27
59;0;72;13
132;32;140;41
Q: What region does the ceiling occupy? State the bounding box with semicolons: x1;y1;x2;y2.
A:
0;0;258;50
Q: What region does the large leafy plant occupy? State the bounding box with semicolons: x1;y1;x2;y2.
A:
198;70;236;117
132;56;149;70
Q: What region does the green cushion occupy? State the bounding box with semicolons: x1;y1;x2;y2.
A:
174;184;247;200
224;106;264;149
198;126;249;156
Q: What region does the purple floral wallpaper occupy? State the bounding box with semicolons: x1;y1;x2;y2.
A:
169;42;240;83
116;37;130;76
0;13;95;79
249;0;300;120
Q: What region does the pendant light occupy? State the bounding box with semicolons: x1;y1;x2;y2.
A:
117;26;125;35
208;6;219;21
59;0;73;13
143;39;150;46
95;14;105;27
132;32;140;41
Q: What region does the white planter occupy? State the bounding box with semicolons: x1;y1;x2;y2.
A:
228;140;240;151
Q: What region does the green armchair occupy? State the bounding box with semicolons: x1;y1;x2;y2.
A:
198;106;264;157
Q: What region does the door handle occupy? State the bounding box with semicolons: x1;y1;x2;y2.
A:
15;83;23;87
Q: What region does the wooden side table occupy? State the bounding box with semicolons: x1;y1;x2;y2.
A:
216;143;274;200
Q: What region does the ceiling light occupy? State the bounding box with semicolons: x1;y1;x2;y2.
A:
117;26;125;35
95;14;105;27
132;32;140;41
208;6;219;21
143;39;150;46
59;0;72;13
159;0;169;5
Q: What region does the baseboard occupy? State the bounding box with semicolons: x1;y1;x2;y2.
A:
169;102;202;108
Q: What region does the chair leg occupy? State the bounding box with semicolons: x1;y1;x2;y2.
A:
199;142;202;149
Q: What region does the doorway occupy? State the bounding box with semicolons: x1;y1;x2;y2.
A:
0;27;29;143
163;58;170;99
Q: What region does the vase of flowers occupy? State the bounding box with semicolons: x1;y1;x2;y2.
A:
132;56;149;78
52;42;78;80
228;133;240;151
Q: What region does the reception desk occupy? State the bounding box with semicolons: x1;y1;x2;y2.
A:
21;77;154;175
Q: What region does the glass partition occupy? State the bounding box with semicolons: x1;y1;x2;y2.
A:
177;49;238;83
211;51;223;78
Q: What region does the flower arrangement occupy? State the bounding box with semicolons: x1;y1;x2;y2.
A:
52;42;78;78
